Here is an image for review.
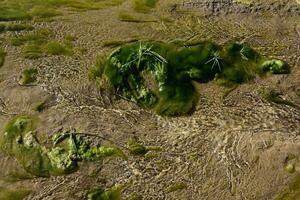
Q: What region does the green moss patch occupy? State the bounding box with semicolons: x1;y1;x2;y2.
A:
133;0;158;13
0;23;34;32
167;182;187;193
93;41;289;116
0;48;6;67
32;102;46;112
127;140;148;156
128;193;142;200
87;186;122;200
0;116;123;177
11;28;74;59
43;41;72;56
127;140;161;156
0;187;32;200
118;12;157;23
259;59;290;74
19;68;38;85
261;89;298;108
103;39;139;48
0;0;125;21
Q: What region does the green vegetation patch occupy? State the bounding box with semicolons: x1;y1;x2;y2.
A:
259;59;290;74
261;89;298;108
0;48;6;67
133;0;158;13
93;41;289;116
0;187;32;200
167;182;187;193
32;102;46;112
87;186;122;200
0;0;125;21
118;12;157;23
11;28;74;59
0;23;34;32
19;68;38;85
103;39;139;48
43;41;72;56
0;116;123;177
127;140;148;156
128;193;142;200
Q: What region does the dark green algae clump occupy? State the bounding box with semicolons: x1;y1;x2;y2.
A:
0;116;123;177
87;186;122;200
96;41;289;116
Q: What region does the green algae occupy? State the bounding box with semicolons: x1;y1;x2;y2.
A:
0;23;33;33
167;182;187;193
0;115;52;177
19;68;38;85
32;102;46;112
43;41;73;56
259;59;290;74
128;193;142;200
118;12;157;23
95;40;289;116
127;140;147;156
87;187;122;200
261;89;298;108
103;39;139;48
133;0;158;13
11;28;75;59
0;116;123;177
11;28;51;46
127;140;161;156
1;23;34;32
0;187;32;200
0;0;125;21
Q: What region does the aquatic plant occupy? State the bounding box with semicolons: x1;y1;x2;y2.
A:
0;116;123;177
94;41;289;116
205;51;222;72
